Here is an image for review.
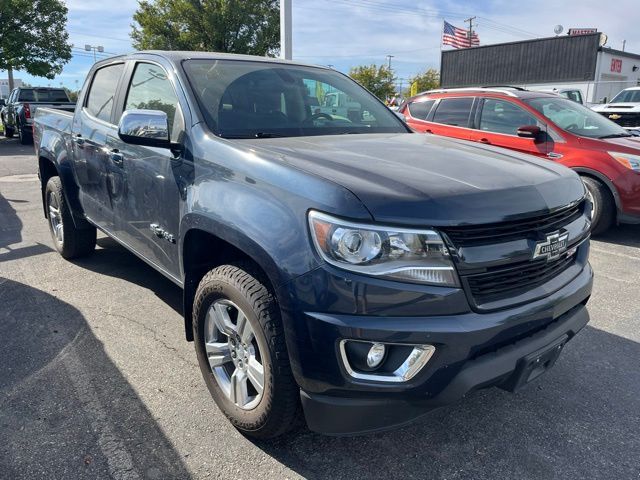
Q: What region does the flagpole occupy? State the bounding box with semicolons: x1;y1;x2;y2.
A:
438;18;444;87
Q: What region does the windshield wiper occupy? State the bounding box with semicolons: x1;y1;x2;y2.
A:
254;132;288;138
598;133;633;139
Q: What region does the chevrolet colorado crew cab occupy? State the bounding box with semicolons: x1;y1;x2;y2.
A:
34;52;593;438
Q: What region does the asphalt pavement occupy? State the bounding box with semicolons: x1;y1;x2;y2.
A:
1;136;639;480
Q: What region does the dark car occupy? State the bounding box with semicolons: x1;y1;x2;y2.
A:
400;87;640;234
33;52;593;438
2;87;75;144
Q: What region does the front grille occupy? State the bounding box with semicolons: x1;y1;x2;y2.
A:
597;111;640;128
441;201;583;248
464;254;576;305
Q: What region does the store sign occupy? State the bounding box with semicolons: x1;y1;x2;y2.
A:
568;28;597;35
611;58;623;73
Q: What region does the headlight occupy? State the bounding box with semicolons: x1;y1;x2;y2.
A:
308;211;459;287
608;151;640;172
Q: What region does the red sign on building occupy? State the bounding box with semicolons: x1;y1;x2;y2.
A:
611;58;623;73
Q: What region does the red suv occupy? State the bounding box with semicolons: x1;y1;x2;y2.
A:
400;87;640;234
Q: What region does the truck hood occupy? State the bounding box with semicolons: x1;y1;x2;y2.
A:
592;103;640;112
241;133;585;226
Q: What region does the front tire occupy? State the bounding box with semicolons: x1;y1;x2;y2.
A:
582;176;615;235
45;177;96;259
193;263;300;439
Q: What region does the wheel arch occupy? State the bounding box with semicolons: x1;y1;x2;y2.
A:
180;219;288;342
572;167;621;216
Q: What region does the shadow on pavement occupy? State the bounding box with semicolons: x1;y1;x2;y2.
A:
593;223;640;248
0;136;33;156
0;190;53;261
257;326;640;480
0;277;191;480
72;236;183;315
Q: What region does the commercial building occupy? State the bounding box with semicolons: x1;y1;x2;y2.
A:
440;33;640;105
1;78;23;99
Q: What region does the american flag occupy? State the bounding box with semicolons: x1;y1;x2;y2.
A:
442;20;479;49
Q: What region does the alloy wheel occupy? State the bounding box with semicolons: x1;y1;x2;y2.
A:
204;299;265;410
48;191;64;245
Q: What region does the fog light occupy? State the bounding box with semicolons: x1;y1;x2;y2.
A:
367;343;386;368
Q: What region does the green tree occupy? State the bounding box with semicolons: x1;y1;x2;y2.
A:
131;0;280;56
0;0;72;90
348;64;395;101
406;68;440;96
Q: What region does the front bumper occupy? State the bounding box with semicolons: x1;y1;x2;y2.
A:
279;260;593;435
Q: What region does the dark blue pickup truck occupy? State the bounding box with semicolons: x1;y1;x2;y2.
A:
33;51;593;438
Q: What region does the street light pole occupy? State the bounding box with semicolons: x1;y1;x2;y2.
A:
280;0;292;60
84;44;104;63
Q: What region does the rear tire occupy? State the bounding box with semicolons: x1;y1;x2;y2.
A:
45;176;96;259
2;119;14;138
193;262;300;439
17;121;32;145
582;176;615;235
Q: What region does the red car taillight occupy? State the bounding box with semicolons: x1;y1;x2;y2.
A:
23;103;31;119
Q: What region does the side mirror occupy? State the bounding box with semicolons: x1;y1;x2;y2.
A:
516;125;542;139
118;109;172;149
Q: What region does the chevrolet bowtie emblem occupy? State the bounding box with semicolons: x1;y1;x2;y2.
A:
533;232;569;261
608;114;622;120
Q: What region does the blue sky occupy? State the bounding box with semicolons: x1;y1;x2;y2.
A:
4;0;640;90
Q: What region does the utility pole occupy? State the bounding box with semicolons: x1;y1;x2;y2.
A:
622;40;627;52
464;16;476;48
280;0;292;60
386;54;394;70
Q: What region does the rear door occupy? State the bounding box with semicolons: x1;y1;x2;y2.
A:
423;97;475;139
71;62;126;233
469;97;550;157
402;98;436;132
109;60;187;279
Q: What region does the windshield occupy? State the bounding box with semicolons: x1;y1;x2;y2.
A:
183;59;408;138
610;89;640;103
525;97;630;139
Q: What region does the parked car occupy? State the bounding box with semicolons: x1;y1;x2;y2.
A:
530;87;584;105
34;52;592;438
1;87;75;144
592;87;640;130
400;87;640;234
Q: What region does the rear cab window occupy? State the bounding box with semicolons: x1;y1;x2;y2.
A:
85;63;125;123
431;97;474;127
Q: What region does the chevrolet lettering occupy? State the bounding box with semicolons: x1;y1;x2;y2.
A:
533;232;570;261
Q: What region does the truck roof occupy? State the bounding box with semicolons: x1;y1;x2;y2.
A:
97;50;330;71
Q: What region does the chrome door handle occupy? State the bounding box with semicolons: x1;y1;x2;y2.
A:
109;150;124;167
479;138;491;144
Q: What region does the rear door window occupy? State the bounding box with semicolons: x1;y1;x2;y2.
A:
85;63;125;123
407;99;435;120
479;99;539;135
432;97;473;127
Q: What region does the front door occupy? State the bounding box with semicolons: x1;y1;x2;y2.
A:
71;62;126;233
469;98;549;157
110;61;187;279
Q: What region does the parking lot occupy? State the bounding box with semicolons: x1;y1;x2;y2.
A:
1;136;639;479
